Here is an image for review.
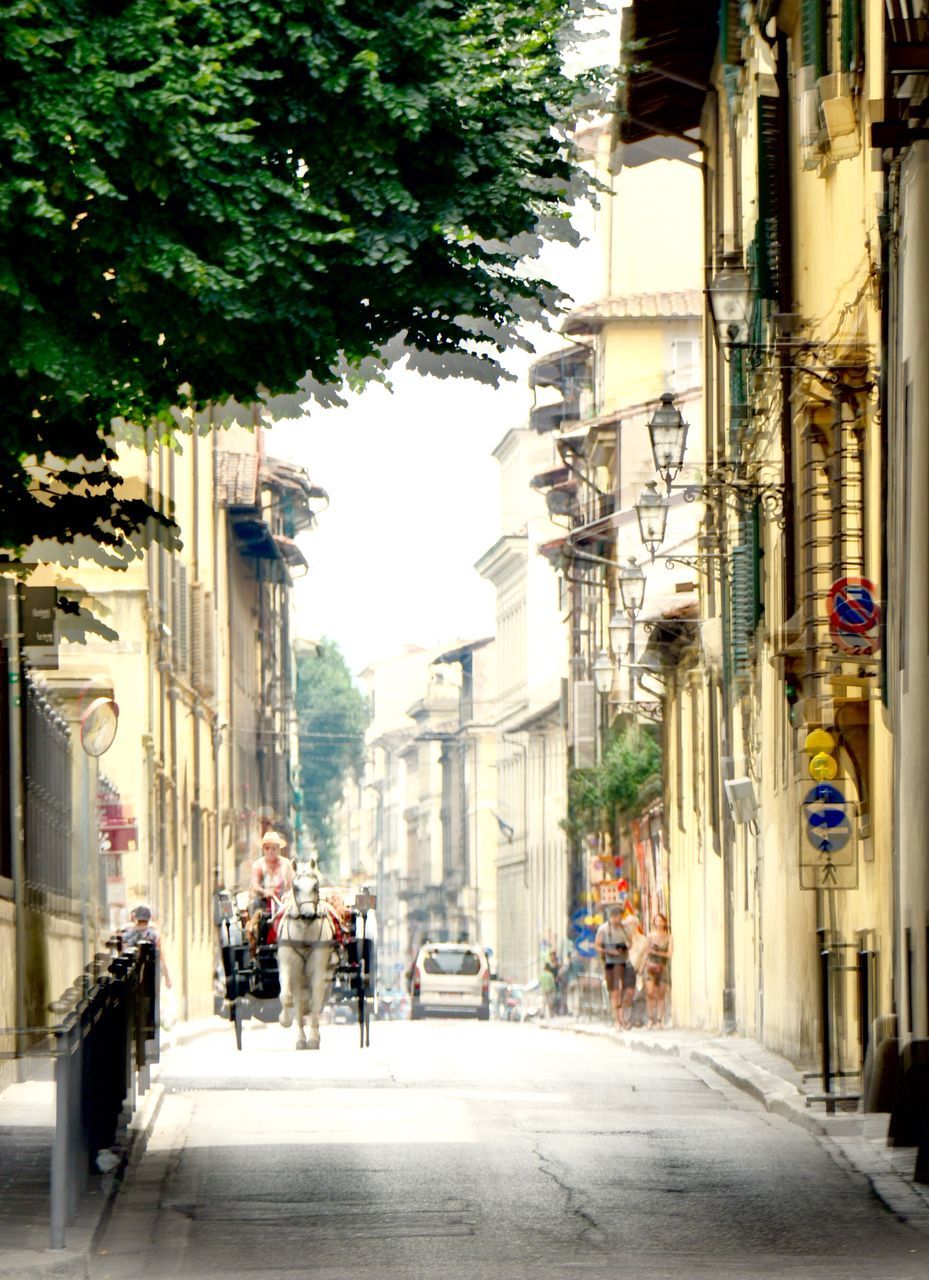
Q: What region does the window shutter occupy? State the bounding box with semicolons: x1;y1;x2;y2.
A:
726;507;764;683
720;0;742;66
729;347;748;452
173;563;190;676
756;96;783;306
801;0;825;77
190;583;204;690
729;545;752;678
572;680;597;768
202;590;216;697
840;0;862;75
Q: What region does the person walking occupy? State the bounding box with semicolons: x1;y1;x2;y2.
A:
122;905;171;988
594;905;635;1030
644;912;673;1028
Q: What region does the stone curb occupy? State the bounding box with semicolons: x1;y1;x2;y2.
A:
0;1083;166;1280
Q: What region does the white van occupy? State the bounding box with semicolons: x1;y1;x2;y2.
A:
410;942;491;1020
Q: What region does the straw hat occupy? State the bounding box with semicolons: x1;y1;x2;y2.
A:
260;831;287;848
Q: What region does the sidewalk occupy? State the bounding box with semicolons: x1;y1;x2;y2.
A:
543;1016;929;1235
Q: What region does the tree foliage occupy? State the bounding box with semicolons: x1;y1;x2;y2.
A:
295;639;369;871
566;722;662;837
0;0;605;557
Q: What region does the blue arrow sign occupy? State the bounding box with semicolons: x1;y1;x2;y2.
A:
574;929;596;959
803;802;854;855
808;809;846;829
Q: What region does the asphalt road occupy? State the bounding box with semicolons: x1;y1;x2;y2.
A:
91;1019;929;1280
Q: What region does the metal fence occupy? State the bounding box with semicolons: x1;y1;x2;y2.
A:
1;942;159;1249
24;671;72;900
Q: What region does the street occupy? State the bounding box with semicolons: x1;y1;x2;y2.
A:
90;1020;929;1280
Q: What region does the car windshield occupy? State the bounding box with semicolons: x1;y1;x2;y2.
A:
422;949;481;976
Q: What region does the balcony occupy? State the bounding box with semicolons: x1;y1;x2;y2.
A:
529;398;582;434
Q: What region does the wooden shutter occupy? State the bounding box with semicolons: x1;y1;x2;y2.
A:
725;509;763;683
801;0;825;77
190;583;204;690
202;590;216;697
729;546;752;679
729;347;748;452
756;96;783;306
573;680;596;768
175;563;190;678
720;0;742;66
840;0;862;75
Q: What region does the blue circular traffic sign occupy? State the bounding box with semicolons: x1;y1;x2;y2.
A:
828;578;880;635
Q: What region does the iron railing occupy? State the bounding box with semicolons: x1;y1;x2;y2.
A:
0;942;159;1249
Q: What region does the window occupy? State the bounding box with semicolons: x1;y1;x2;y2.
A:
671;339;699;390
423;949;482;976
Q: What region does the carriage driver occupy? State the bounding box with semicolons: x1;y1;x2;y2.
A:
247;831;294;949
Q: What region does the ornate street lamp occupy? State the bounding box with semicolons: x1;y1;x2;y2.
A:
635;481;670;559
618;557;646;619
707;252;753;350
591;650;614;697
648;392;689;492
608;608;630;656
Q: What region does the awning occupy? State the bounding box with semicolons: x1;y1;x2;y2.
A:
528;345;592;391
618;1;718;146
433;637;494;665
530;401;579;434
545;482;578;518
639;601;700;671
538;536;568;567
530;465;570;491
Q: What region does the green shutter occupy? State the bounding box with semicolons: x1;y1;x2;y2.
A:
802;0;825;77
840;0;862;74
757;96;783;306
740;503;763;628
729;346;748;452
720;0;742;66
729;545;752;678
747;228;766;369
725;509;763;683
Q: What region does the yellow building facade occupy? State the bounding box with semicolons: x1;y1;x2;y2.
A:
621;0;892;1076
1;412;319;1038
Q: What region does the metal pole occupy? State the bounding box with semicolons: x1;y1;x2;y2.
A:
857;941;871;1073
819;927;832;1100
6;582;27;1057
50;1022;73;1249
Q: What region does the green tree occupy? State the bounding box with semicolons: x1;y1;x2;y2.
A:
295;639;369;872
0;0;605;558
566;722;662;839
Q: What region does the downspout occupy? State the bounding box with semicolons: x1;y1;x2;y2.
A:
5;581;27;1056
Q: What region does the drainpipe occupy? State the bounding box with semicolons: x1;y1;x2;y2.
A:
6;581;27;1055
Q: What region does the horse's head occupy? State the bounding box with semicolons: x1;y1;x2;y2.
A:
289;860;321;919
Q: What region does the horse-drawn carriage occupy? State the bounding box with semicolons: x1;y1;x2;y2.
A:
216;861;376;1051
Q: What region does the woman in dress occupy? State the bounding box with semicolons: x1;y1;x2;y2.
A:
644;912;672;1029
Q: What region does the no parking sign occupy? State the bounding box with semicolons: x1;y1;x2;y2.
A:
828;577;881;655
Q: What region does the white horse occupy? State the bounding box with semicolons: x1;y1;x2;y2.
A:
276;861;339;1050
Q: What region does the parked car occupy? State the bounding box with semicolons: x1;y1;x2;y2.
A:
410;942;491;1020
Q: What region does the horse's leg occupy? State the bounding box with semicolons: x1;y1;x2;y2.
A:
278;947;295;1029
294;954;311;1049
304;947;326;1050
